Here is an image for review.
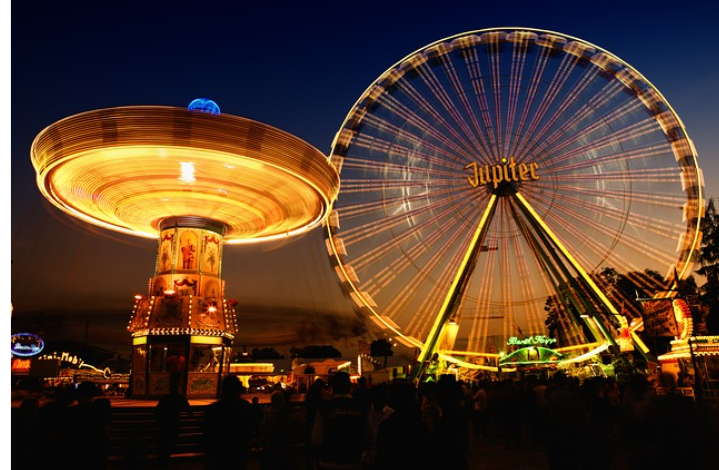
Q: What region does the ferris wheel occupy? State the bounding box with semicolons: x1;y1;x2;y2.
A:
324;28;704;373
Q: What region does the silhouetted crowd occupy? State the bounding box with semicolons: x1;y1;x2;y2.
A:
12;371;719;470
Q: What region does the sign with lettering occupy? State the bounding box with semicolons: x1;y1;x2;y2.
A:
640;300;679;337
37;351;85;366
11;358;31;374
499;346;563;366
11;333;44;357
465;157;539;189
506;335;557;346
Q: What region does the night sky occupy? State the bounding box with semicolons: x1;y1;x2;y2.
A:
9;1;719;358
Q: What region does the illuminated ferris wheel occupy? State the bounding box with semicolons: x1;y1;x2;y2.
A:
324;28;704;374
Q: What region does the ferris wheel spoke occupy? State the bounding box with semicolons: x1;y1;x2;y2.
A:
536;110;661;170
547;142;673;176
524;81;628;159
356;200;476;273
370;198;489;339
465;238;499;351
507;41;555;159
503;35;531;157
375;79;486;162
402;219;480;335
348;112;480;168
464;46;500;159
418;57;492;158
512;57;609;160
526;189;684;270
443;49;497;162
525;181;683;240
546;209;666;276
335;183;483;249
512;52;579;158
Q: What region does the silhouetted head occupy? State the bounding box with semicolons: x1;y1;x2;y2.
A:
331;372;352;395
553;371;569;387
271;390;285;405
387;381;417;412
436;374;463;407
629;373;649;394
76;381;98;403
220;375;243;399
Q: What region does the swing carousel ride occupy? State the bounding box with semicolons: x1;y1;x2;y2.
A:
31;100;340;396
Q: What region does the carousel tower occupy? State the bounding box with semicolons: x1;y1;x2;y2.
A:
31;100;340;397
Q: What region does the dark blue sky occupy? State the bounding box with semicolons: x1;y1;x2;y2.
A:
9;1;719;352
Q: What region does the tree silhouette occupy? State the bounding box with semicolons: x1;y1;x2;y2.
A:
251;347;284;359
698;198;719;332
289;345;342;358
370;338;393;368
369;339;394;358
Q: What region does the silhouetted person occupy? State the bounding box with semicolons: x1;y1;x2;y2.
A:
352;375;371;412
472;380;489;438
375;381;429;470
362;382;391;469
304;378;327;470
203;375;253;470
546;372;590;470
68;381;112;470
12;397;40;466
37;384;76;467
616;373;656;469
311;372;371;470
500;379;523;450
250;395;263;445
155;377;193;466
420;381;441;443
433;374;470;470
262;390;295;470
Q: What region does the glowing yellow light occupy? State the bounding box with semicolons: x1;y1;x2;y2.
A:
31;106;340;244
179;162;196;183
418;194;498;365
190;335;223;344
515;192;620;318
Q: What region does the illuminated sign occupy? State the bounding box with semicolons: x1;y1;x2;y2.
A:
465;157;539;189
11;333;45;357
11;358;31;374
499;346;564;366
640;299;679;337
507;335;557;346
37;351;85;366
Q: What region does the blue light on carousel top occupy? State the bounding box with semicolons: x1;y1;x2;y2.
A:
187;98;221;115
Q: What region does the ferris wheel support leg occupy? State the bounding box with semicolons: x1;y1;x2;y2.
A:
410;195;498;382
507;202;589;335
512;193;622;352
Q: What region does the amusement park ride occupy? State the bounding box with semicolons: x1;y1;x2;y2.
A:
31;100;340;397
30;28;707;393
322;28;705;381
